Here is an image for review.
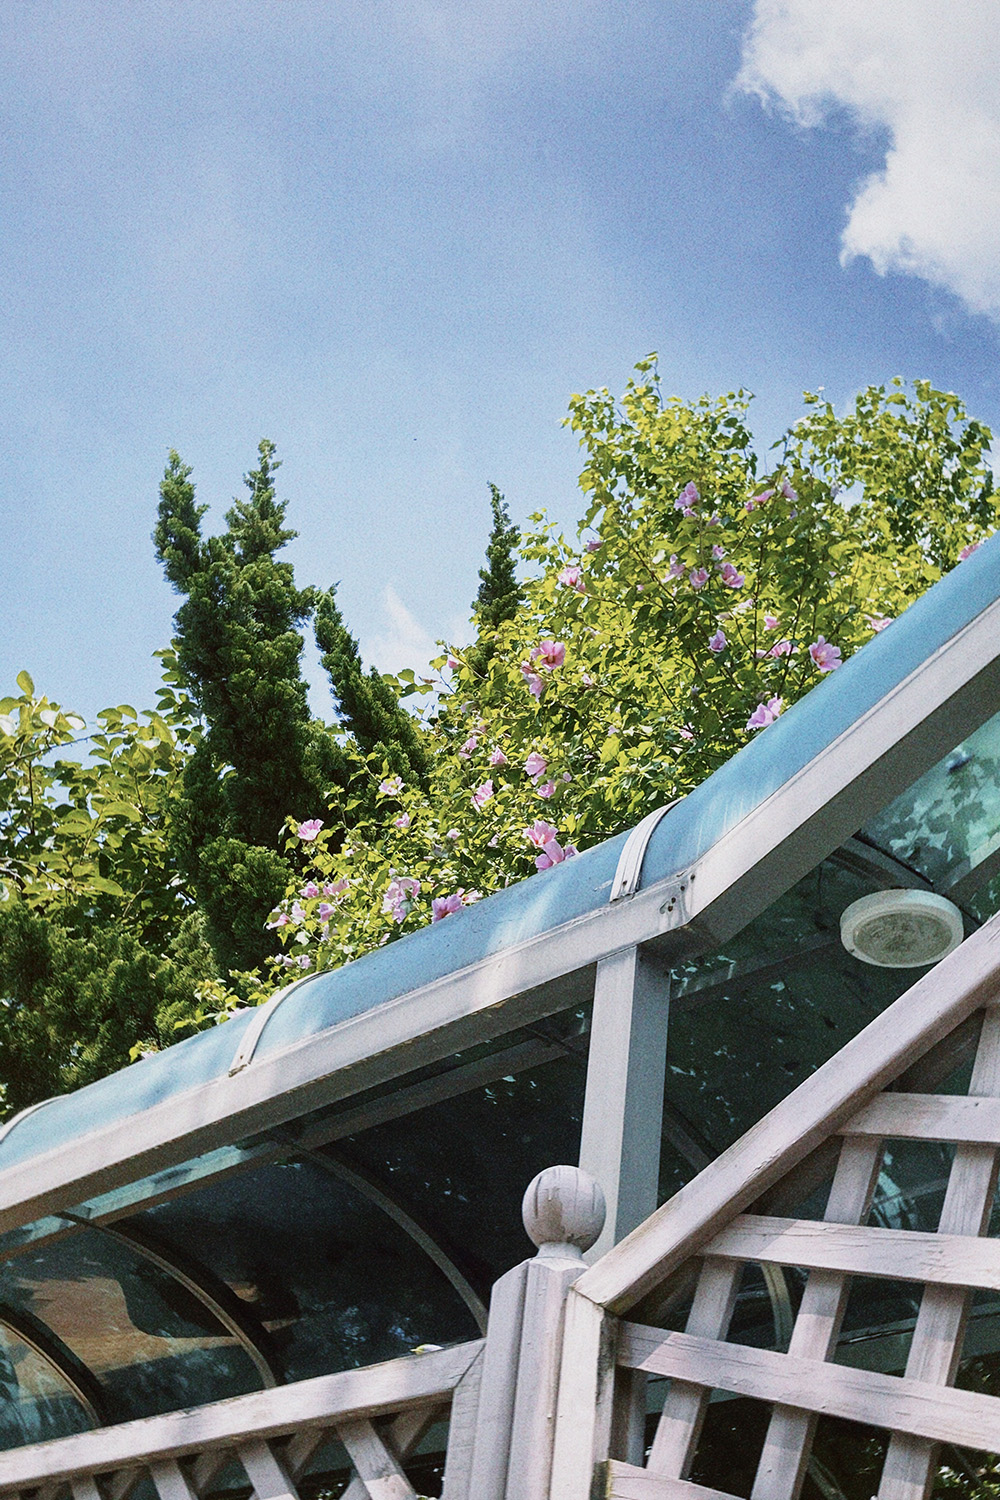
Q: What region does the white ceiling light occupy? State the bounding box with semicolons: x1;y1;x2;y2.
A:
840;889;964;968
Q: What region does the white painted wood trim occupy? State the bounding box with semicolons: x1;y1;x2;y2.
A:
845;1091;1000;1143
605;1462;742;1500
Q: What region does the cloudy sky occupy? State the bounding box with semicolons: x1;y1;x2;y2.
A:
3;0;999;722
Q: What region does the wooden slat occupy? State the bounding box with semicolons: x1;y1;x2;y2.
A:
336;1419;417;1500
148;1461;198;1500
878;1006;1000;1500
238;1440;300;1500
69;1480;103;1500
846;1091;1000;1144
620;1323;1000;1453
750;1134;882;1500
549;1290;615;1500
646;1259;741;1477
441;1350;482;1500
575;922;1000;1314
704;1213;1000;1291
345;1406;443;1500
605;1461;741;1500
0;1342;481;1488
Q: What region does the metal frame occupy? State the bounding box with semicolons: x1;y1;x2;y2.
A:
0;1306;107;1428
0;589;1000;1264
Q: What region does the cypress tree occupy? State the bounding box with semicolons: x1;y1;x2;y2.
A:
468;483;522;672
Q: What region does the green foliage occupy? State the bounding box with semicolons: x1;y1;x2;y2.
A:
466;484;523;676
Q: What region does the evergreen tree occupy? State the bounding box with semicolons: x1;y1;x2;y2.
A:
468;484;522;674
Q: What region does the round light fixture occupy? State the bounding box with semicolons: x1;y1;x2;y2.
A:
840;889;964;969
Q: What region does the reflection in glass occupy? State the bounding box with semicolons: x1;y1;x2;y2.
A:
0;1322;91;1451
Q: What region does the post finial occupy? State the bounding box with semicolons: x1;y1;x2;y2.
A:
522;1165;606;1258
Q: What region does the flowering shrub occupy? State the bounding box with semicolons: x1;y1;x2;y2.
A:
257;366;997;985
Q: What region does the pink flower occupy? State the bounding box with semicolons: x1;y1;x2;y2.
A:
708;514;722;527
675;480;699;517
780;478;797;501
747;696;784;731
521;668;545;698
708;628;726;653
265;910;290;929
558;565;586;594
432;892;465;922
446;656;461;670
585;539;602;552
378;777;404;797
719;562;745;589
867;614;892;633
668;554;686;578
764;613;779;630
562;771;572;782
537;780;556;799
712;544;726;560
446;828;460;840
458;735;478;759
290;901;307;925
525;818;559;849
581;673;596;688
462;889;483;906
296;955;312;970
959;541;982;560
535;836;578;871
489;746;508;767
383;875;421;923
525;751;548;781
536;640;566;669
809;636;842;672
769;639;792;658
393;812;411;829
323;879;349;898
300;881;320;899
690;568;709;590
472;779;494;808
745;488;773;514
317;902;337;921
296;819;323;841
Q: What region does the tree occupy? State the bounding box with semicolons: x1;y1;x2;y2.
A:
467;484;523;675
268;369;997;975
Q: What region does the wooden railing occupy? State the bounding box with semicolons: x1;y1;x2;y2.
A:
0;1340;483;1500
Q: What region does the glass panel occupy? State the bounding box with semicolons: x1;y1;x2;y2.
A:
138;1157;480;1384
0;1229;262;1420
868;1141;954;1233
862;706;1000;890
0;1322;91;1451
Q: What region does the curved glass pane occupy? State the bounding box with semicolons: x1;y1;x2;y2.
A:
0;1321;91;1451
137;1158;480;1383
0;1230;262;1420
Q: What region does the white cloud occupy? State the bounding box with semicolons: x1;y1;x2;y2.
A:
736;1;1000;320
364;586;470;680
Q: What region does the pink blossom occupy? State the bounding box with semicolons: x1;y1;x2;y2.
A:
383;875;421;923
525;751;548;781
712;544;726;560
678;724;695;741
769;639;792;658
378;777;404;797
780;478;797;501
675;480;699;517
537;780;556;799
959;541;982;560
558;564;586;594
745;488;773;513
668;554;686;578
446;828;460;840
525;818;559;848
446;656;461;670
295;955;312;970
265;910;290;929
432;892;465;922
521;668;545;698
708;628;726;653
472;780;494;808
300;881;320;899
536;640;566;669
581;673;596;688
317;902;337;921
458;734;478;759
290;901;307;925
809;635;842;672
763;613;779;630
708;514;722;527
867;614;892;633
296;819;323;841
563;771;572;782
489;746;508;767
535;836;578;871
719;562;745;589
690;567;709;590
393;812;411;829
585;539;602;552
323;879;349;898
747;696;784;731
462;889;483;906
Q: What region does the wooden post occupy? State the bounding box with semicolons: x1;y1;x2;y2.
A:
579;947;669;1260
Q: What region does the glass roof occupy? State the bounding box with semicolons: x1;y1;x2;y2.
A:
1;541;1000;1449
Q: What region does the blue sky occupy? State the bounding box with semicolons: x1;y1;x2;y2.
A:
3;0;999;724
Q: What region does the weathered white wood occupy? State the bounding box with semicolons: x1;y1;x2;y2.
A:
877;1006;1000;1500
620;1323;1000;1453
580;948;670;1258
106;1469;142;1500
441;1352;482;1500
0;1341;481;1488
576;920;1000;1314
750;1135;882;1500
336;1419;417;1500
148;1460;199;1500
69;1479;103;1500
344;1407;442;1500
646;1258;741;1477
549;1288;614;1500
610;1367;649;1468
285;1425;332;1481
238;1439;301;1500
845;1091;1000;1144
605;1461;742;1500
505;1252;585;1499
704;1213;1000;1290
466;1263;527;1500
